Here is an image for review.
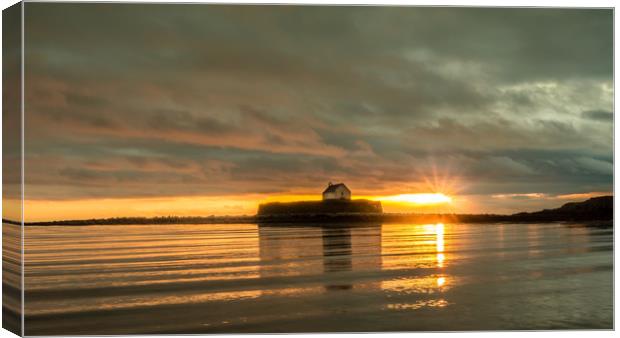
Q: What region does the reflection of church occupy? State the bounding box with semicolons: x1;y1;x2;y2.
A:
322;228;352;290
257;225;382;291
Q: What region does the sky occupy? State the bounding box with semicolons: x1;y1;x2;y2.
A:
9;4;613;221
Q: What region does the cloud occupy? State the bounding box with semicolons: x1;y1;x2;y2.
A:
492;193;547;200
582;110;613;122
20;4;613;214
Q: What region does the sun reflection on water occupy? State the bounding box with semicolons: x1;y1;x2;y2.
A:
436;223;445;268
380;223;455;311
386;299;450;311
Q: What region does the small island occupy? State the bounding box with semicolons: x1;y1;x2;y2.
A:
257;183;383;216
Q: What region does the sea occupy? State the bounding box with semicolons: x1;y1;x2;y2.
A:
3;221;613;334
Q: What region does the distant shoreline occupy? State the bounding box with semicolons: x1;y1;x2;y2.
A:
4;196;612;227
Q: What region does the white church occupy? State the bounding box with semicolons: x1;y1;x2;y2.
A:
322;182;351;200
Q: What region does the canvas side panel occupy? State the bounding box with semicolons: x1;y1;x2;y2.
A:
2;2;23;336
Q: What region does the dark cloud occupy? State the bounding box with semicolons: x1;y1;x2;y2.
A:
583;110;613;122
64;92;109;108
21;4;613;211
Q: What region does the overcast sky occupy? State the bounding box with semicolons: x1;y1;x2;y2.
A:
20;4;613;218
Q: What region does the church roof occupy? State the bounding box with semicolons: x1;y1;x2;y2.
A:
323;183;349;194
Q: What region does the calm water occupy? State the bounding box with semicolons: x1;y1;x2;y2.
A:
14;222;613;334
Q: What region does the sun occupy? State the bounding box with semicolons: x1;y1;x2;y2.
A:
377;193;452;205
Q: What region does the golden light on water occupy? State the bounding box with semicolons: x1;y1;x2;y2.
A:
437;253;445;267
376;193;452;205
435;223;445;236
436;223;445;268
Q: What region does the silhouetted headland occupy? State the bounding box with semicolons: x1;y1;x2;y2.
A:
8;196;612;226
